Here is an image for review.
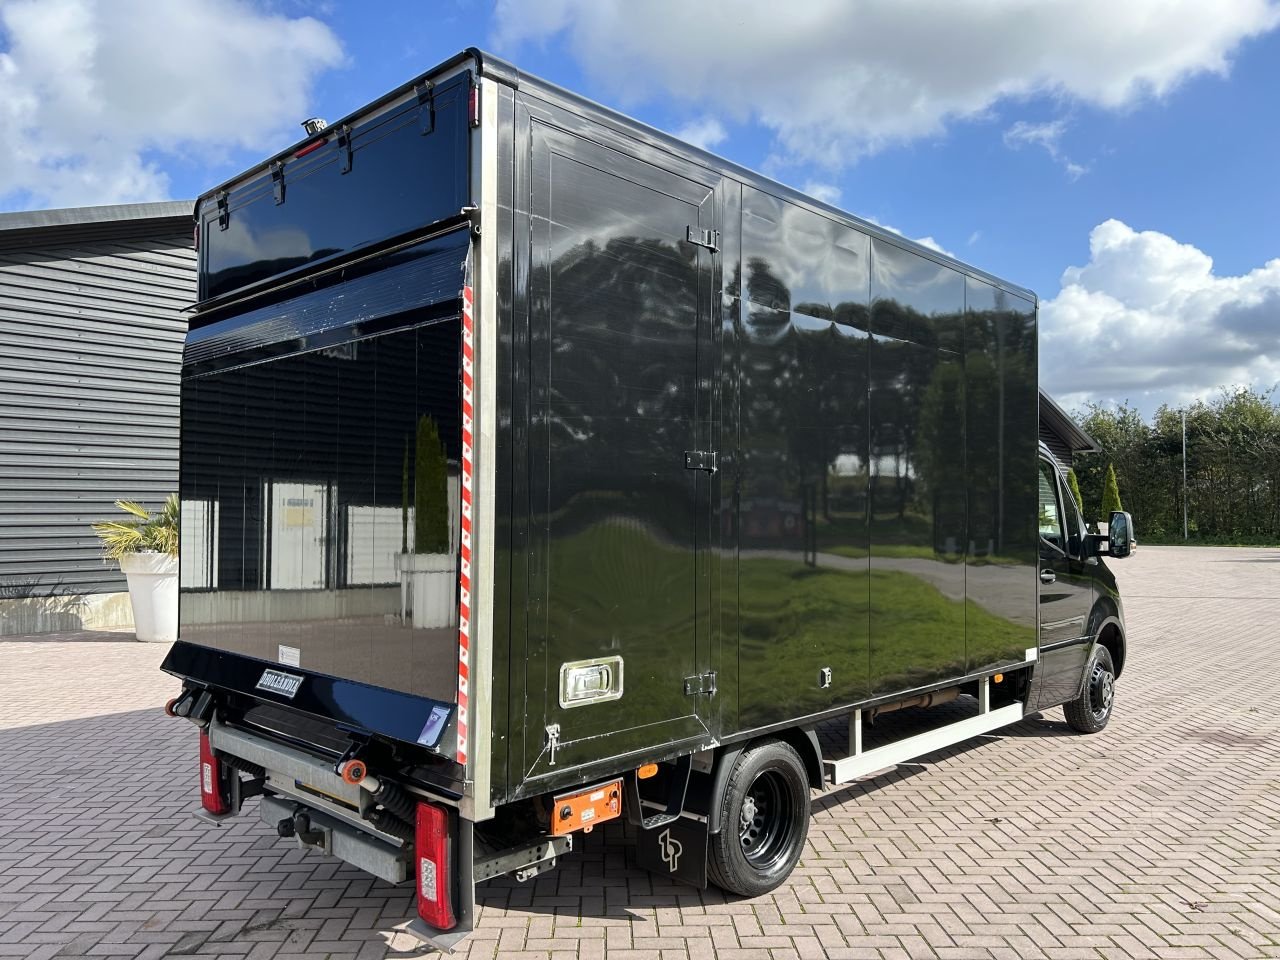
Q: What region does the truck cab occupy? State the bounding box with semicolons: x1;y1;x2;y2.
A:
1035;443;1131;730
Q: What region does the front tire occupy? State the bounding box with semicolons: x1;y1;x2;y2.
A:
707;739;810;897
1064;644;1116;733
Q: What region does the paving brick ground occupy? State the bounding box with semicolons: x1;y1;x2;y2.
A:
1;545;1277;959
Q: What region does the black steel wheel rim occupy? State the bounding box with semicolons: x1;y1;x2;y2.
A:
738;768;795;870
1090;661;1115;721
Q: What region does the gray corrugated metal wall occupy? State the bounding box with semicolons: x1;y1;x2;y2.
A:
0;218;194;612
1039;420;1073;474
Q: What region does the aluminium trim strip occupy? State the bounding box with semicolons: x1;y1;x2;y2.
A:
464;76;501;824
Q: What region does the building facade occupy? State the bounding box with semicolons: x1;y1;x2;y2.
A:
0;202;194;635
1039;388;1099;473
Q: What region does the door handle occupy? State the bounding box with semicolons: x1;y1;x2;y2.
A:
684;450;717;473
1040;569;1056;584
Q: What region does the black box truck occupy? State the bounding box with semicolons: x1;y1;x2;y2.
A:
162;48;1135;949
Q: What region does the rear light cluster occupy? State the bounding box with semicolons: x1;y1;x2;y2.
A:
414;800;456;931
198;730;230;815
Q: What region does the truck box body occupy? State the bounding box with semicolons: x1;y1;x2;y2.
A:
162;49;1111;945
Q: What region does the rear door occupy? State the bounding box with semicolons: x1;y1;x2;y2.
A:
523;121;718;779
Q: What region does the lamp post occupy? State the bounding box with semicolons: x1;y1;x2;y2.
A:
1182;411;1188;541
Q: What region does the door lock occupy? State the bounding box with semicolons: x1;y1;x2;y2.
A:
1039;569;1056;584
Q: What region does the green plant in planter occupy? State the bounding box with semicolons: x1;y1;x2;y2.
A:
414;414;449;554
92;494;180;560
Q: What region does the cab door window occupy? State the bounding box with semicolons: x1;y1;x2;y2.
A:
1038;459;1065;552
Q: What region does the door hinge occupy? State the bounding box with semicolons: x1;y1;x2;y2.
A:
684;450;717;473
271;161;285;205
416;81;436;135
215;191;230;231
684;672;717;697
545;723;561;766
336;124;353;175
685;226;719;253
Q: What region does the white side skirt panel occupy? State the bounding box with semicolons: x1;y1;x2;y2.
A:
824;702;1025;785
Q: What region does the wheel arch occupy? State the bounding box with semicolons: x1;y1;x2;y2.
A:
1089;596;1126;678
706;728;822;835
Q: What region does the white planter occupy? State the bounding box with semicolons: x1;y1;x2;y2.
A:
396;552;456;629
119;552;178;643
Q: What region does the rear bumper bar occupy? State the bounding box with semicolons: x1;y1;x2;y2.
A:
201;716;478;947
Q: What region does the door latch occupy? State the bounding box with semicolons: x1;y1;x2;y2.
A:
545;723;561;766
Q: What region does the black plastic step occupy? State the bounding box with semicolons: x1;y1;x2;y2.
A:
625;754;692;829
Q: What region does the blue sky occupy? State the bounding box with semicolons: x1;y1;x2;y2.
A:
2;0;1278;415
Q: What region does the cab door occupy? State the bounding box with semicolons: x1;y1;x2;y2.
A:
1036;457;1094;708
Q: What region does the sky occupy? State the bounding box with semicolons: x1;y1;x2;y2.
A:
1;0;1278;417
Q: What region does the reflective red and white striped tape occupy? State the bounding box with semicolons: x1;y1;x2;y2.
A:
457;285;474;765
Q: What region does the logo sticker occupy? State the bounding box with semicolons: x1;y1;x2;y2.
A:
255;668;303;699
416;705;451;747
658;827;683;872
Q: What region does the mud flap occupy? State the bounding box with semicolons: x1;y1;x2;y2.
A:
635;816;708;888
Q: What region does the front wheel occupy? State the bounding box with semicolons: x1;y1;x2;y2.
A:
707;739;810;897
1064;644;1116;733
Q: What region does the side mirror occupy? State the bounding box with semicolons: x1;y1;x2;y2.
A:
1108;511;1134;559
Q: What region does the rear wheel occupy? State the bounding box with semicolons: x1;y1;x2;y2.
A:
1064;644;1116;733
708;739;810;897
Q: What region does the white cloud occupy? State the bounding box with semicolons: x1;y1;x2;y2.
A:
1003;119;1088;179
493;0;1280;169
801;181;842;205
672;115;726;150
1004;119;1068;153
0;0;343;208
1064;160;1088;180
1041;219;1280;414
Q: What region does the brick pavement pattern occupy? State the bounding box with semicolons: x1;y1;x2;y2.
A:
1;545;1278;959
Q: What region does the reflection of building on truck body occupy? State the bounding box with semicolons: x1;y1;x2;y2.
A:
162;49;1134;949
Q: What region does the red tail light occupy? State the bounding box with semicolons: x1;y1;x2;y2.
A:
199;730;229;815
414;800;456;930
294;138;326;158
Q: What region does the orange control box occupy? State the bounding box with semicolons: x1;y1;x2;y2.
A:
551;778;623;835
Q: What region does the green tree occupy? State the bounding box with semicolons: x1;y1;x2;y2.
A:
1101;462;1123;518
1065;468;1083;512
1076;402;1147;524
1073;388;1280;545
413;415;449;554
